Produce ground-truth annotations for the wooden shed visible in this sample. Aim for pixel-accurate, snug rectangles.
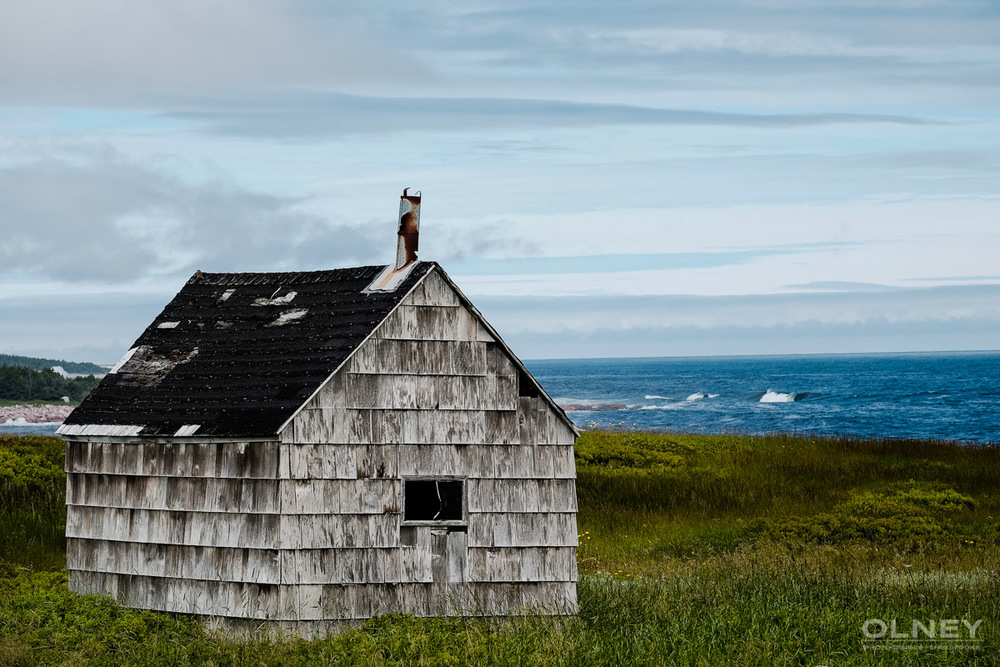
[58,194,579,634]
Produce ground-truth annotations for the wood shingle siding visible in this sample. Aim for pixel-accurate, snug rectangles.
[61,262,578,634]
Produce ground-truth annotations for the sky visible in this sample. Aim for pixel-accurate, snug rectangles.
[1,0,999,364]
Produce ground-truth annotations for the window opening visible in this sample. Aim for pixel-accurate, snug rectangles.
[404,479,464,522]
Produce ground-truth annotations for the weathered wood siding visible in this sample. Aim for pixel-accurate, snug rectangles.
[281,269,578,620]
[65,267,578,625]
[64,439,284,619]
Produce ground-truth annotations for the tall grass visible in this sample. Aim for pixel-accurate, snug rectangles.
[2,432,999,664]
[0,435,66,570]
[576,431,1000,571]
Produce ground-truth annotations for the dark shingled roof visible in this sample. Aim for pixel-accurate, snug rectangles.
[63,262,435,438]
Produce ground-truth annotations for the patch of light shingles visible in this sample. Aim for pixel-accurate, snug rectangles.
[268,309,308,326]
[253,291,297,306]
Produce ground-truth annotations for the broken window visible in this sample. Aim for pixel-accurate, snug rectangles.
[403,479,464,523]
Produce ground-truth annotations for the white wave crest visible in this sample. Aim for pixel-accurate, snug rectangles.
[645,395,669,400]
[759,390,797,403]
[640,404,686,410]
[686,393,720,401]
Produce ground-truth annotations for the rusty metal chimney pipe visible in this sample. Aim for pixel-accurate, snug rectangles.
[396,188,421,270]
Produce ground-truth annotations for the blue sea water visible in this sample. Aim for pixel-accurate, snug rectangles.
[4,351,998,444]
[524,351,1000,445]
[0,421,64,437]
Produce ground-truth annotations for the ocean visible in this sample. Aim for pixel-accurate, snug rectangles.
[4,351,998,445]
[525,351,1000,445]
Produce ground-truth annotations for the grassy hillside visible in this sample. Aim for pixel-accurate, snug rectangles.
[2,432,998,665]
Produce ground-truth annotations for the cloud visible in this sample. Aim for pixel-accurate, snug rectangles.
[9,270,999,365]
[445,249,801,276]
[854,150,999,172]
[0,147,544,285]
[167,93,939,138]
[0,0,430,102]
[0,151,386,283]
[783,281,900,292]
[472,284,1000,336]
[512,316,1000,360]
[0,291,170,364]
[474,284,1000,358]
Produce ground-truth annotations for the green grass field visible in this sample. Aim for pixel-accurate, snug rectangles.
[2,432,998,665]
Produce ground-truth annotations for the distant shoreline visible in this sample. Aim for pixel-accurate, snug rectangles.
[0,404,74,425]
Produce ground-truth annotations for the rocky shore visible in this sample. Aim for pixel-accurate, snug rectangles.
[1,404,74,424]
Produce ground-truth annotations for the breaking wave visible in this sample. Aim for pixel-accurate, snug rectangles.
[686,393,719,401]
[645,395,669,400]
[759,390,799,403]
[757,390,823,403]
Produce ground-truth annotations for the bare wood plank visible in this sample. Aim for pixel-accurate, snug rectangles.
[546,411,578,445]
[374,375,419,410]
[397,444,461,477]
[414,305,460,340]
[68,474,282,513]
[451,341,487,375]
[537,479,578,513]
[397,583,432,615]
[309,370,347,410]
[345,338,378,373]
[454,444,494,479]
[466,547,577,583]
[293,408,336,444]
[279,513,399,550]
[486,342,516,376]
[407,271,460,307]
[278,479,399,515]
[375,340,446,375]
[286,548,401,585]
[532,445,555,478]
[468,513,579,548]
[446,531,467,583]
[476,321,495,343]
[370,409,406,444]
[550,445,577,479]
[334,442,357,479]
[467,479,575,513]
[355,444,399,479]
[294,584,324,620]
[67,441,280,479]
[67,538,281,584]
[344,373,377,409]
[485,410,518,445]
[400,546,434,584]
[376,304,419,340]
[372,340,488,377]
[367,376,500,411]
[533,400,550,445]
[517,398,534,445]
[431,530,447,583]
[67,572,288,620]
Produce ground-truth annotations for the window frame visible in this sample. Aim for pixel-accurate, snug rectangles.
[400,475,468,527]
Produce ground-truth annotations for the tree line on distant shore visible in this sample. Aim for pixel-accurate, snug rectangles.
[0,354,106,376]
[0,366,99,403]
